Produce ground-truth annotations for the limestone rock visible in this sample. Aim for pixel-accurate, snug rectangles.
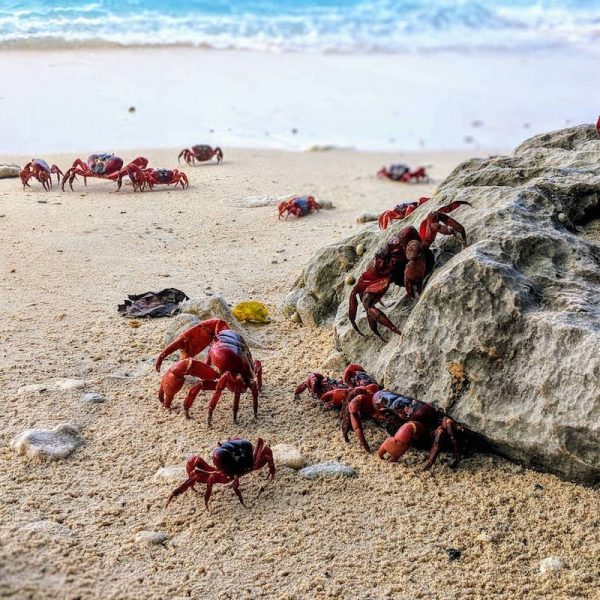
[282,227,377,327]
[298,461,356,479]
[320,350,347,372]
[179,294,265,349]
[271,444,305,469]
[11,424,85,460]
[0,163,20,179]
[135,531,169,546]
[288,124,600,484]
[162,313,201,348]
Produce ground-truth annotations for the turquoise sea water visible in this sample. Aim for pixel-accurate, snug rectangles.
[1,0,599,52]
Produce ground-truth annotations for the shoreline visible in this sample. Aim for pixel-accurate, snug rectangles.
[1,46,598,155]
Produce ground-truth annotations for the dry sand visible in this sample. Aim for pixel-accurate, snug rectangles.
[0,148,598,599]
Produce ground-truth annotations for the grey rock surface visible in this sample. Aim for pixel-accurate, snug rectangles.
[287,124,600,483]
[0,163,20,179]
[11,423,85,460]
[298,461,356,479]
[282,228,376,326]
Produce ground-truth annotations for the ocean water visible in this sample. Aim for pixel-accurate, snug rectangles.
[1,0,599,52]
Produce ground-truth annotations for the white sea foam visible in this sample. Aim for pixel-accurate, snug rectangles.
[0,0,598,53]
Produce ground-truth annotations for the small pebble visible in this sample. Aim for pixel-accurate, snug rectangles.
[557,212,567,223]
[539,557,563,575]
[345,275,356,286]
[271,444,305,469]
[291,312,302,324]
[298,461,356,480]
[135,531,168,546]
[356,244,366,256]
[128,106,136,113]
[82,392,105,403]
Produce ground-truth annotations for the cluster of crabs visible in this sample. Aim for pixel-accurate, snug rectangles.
[150,187,472,508]
[19,144,224,193]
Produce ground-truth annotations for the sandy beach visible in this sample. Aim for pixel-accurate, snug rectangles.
[1,46,599,155]
[0,146,598,599]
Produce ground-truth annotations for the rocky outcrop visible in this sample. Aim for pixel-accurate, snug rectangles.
[286,124,600,484]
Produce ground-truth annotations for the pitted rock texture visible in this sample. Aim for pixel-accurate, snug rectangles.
[287,124,600,484]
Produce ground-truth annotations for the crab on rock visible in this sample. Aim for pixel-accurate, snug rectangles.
[377,164,429,183]
[61,154,149,191]
[378,197,430,230]
[155,318,229,372]
[349,200,471,338]
[294,364,380,409]
[158,329,262,423]
[178,145,223,166]
[166,437,275,508]
[278,195,321,219]
[135,168,189,191]
[341,388,463,469]
[20,159,64,190]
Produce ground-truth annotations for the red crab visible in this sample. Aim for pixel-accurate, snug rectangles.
[155,318,229,372]
[378,197,430,230]
[158,329,262,423]
[20,159,64,190]
[349,200,471,338]
[178,145,223,166]
[166,437,275,508]
[377,164,430,183]
[278,195,321,219]
[61,153,148,191]
[294,364,379,409]
[597,115,600,137]
[135,168,189,191]
[341,388,463,469]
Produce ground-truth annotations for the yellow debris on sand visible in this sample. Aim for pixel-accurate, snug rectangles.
[232,301,271,324]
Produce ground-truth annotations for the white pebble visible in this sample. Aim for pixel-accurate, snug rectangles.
[540,557,563,575]
[271,444,306,469]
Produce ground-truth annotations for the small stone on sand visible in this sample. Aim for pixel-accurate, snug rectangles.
[271,444,305,469]
[298,461,356,479]
[82,392,105,403]
[135,531,169,546]
[539,557,563,575]
[11,423,85,460]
